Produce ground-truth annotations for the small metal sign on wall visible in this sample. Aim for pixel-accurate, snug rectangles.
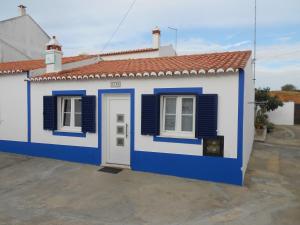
[111,81,121,88]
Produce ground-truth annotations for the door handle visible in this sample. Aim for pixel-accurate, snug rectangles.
[125,123,128,138]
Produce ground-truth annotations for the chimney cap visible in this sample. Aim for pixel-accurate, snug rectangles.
[46,36,62,47]
[18,5,26,9]
[152,26,161,35]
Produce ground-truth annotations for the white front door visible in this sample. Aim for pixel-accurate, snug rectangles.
[104,94,130,165]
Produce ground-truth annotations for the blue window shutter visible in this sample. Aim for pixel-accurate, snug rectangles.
[196,94,218,138]
[43,96,57,130]
[141,94,160,135]
[82,95,96,133]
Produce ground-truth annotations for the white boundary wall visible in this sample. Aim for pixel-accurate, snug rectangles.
[100,46,176,61]
[30,73,240,158]
[267,102,295,125]
[100,51,159,61]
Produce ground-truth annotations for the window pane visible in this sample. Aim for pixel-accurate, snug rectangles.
[182,98,193,114]
[63,99,71,113]
[165,97,176,114]
[165,115,176,130]
[117,126,124,135]
[75,99,82,113]
[116,138,125,147]
[117,114,124,123]
[63,112,71,126]
[182,115,193,131]
[75,114,81,127]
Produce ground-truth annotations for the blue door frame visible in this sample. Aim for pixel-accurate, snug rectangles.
[98,89,135,166]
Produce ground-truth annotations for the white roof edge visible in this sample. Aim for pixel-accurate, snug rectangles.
[30,67,240,82]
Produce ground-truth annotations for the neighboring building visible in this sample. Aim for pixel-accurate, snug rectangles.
[0,5,50,62]
[0,47,99,143]
[0,36,254,186]
[99,27,176,61]
[268,91,300,125]
[0,5,175,62]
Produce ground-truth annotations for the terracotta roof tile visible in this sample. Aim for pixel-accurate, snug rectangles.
[271,91,300,104]
[32,50,251,82]
[0,55,95,75]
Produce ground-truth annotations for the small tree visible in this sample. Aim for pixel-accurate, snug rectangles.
[255,87,283,112]
[281,84,297,91]
[255,88,283,130]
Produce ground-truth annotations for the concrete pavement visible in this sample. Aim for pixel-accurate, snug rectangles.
[0,141,299,225]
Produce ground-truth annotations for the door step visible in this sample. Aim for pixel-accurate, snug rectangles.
[101,163,131,169]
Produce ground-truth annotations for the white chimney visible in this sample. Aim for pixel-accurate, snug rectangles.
[152,27,161,49]
[45,36,63,73]
[18,5,26,16]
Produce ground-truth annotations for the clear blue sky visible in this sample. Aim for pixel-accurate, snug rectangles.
[1,0,300,90]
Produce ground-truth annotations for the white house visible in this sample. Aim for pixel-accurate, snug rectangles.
[0,36,254,186]
[0,5,50,62]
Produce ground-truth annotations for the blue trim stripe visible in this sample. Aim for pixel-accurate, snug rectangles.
[154,87,203,95]
[153,136,201,144]
[27,72,31,143]
[237,69,245,183]
[52,90,86,96]
[0,140,100,165]
[98,89,135,165]
[52,131,86,137]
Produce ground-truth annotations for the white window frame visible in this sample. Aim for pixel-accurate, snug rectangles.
[160,95,196,138]
[57,96,82,132]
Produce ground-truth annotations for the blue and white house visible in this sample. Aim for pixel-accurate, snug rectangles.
[0,36,254,185]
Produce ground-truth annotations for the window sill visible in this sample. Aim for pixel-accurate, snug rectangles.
[153,135,202,145]
[53,130,86,138]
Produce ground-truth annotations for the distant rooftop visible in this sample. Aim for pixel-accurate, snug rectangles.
[0,55,95,74]
[271,91,300,104]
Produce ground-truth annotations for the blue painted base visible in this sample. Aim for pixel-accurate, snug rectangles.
[0,140,100,165]
[132,150,243,186]
[0,140,242,185]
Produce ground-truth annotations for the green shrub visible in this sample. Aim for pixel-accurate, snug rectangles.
[255,109,268,129]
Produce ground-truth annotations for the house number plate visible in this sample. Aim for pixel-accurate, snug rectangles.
[111,81,121,88]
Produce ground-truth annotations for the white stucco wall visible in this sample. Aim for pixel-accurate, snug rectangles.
[0,57,99,141]
[100,50,159,61]
[0,15,50,62]
[267,102,295,125]
[0,73,28,141]
[242,58,255,178]
[100,45,176,61]
[30,73,240,158]
[159,45,176,57]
